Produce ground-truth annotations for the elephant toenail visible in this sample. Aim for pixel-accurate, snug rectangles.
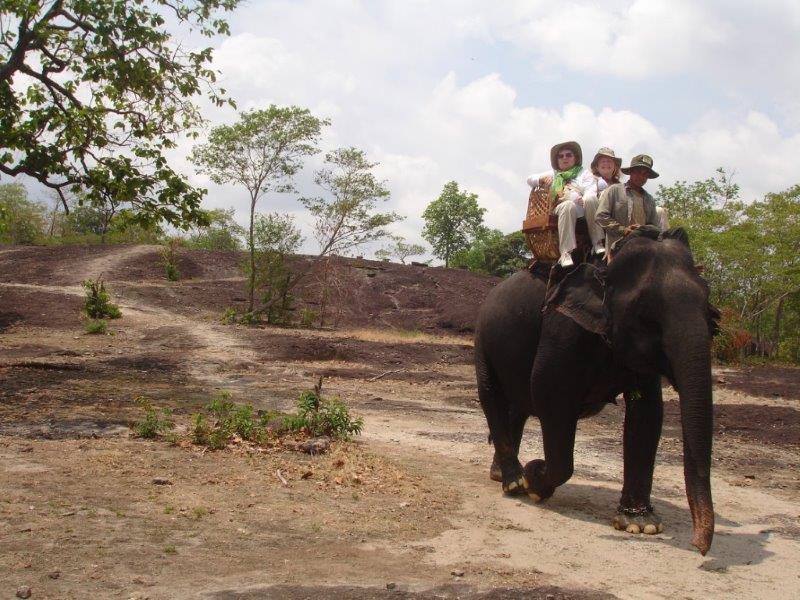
[643,524,657,535]
[528,491,543,503]
[626,524,641,534]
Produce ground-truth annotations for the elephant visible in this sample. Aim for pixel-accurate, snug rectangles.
[473,227,718,555]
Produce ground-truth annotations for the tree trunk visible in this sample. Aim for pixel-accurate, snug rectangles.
[772,295,785,358]
[248,196,256,314]
[318,255,331,327]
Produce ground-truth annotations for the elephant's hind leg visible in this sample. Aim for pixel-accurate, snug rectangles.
[476,360,526,495]
[490,410,527,484]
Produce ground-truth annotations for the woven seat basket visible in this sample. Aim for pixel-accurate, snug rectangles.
[522,188,560,263]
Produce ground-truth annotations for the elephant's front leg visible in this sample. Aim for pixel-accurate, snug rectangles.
[523,415,578,502]
[615,376,664,535]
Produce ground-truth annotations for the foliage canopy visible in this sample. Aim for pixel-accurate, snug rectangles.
[190,105,327,312]
[656,169,800,362]
[422,181,485,267]
[0,0,240,226]
[301,147,401,256]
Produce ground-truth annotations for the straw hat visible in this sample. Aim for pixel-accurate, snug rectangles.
[590,147,622,170]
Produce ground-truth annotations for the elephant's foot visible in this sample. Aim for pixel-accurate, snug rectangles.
[491,454,527,496]
[522,459,556,503]
[612,505,663,535]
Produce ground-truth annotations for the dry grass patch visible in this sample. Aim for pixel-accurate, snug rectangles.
[340,327,472,347]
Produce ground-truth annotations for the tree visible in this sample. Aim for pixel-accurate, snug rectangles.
[375,237,426,264]
[248,212,303,323]
[422,181,485,267]
[186,208,245,251]
[300,147,403,325]
[484,230,530,277]
[190,106,328,312]
[450,229,530,277]
[656,171,800,362]
[62,193,122,243]
[301,147,401,256]
[0,0,240,225]
[0,182,45,243]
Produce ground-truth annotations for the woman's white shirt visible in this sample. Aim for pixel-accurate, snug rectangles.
[527,167,596,214]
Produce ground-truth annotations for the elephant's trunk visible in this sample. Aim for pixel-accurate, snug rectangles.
[664,321,715,555]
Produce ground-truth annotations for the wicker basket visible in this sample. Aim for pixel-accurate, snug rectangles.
[522,188,560,262]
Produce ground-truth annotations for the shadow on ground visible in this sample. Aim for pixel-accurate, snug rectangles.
[203,583,616,600]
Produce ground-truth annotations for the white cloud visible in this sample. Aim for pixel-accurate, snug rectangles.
[19,0,799,264]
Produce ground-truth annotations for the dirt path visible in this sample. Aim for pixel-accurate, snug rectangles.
[1,247,798,599]
[352,378,799,600]
[0,280,258,389]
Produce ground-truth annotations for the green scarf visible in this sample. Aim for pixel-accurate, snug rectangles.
[550,165,581,200]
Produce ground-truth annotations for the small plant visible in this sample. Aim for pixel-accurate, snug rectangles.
[286,378,364,440]
[239,311,257,325]
[190,391,264,450]
[161,237,182,281]
[131,397,175,439]
[84,319,107,335]
[82,279,122,319]
[221,307,238,324]
[164,545,177,555]
[300,308,318,328]
[190,412,212,446]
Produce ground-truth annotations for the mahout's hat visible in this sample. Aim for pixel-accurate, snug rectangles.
[621,154,659,178]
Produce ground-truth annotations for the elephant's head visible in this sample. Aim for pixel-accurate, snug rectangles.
[546,227,718,554]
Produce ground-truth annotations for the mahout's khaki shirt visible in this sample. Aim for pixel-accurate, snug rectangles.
[595,182,659,249]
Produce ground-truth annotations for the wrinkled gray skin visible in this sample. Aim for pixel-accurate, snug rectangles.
[474,233,716,554]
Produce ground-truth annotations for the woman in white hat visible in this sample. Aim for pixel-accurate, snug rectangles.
[527,141,596,267]
[583,147,623,257]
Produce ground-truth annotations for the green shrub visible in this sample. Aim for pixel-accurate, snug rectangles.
[132,398,175,439]
[161,238,181,281]
[190,413,212,446]
[300,308,318,328]
[221,307,238,324]
[239,311,257,325]
[190,392,264,450]
[286,379,363,440]
[82,279,121,319]
[84,319,107,335]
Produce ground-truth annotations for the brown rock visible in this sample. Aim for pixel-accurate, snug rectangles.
[298,437,331,455]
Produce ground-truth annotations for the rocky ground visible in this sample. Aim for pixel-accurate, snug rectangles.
[0,244,798,599]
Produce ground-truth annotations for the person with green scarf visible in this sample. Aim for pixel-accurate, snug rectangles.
[527,141,596,266]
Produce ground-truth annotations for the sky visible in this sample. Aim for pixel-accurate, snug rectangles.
[29,1,800,257]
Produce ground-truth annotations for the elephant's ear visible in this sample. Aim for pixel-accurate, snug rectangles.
[543,264,609,337]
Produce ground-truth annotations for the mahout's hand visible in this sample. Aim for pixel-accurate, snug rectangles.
[623,224,641,236]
